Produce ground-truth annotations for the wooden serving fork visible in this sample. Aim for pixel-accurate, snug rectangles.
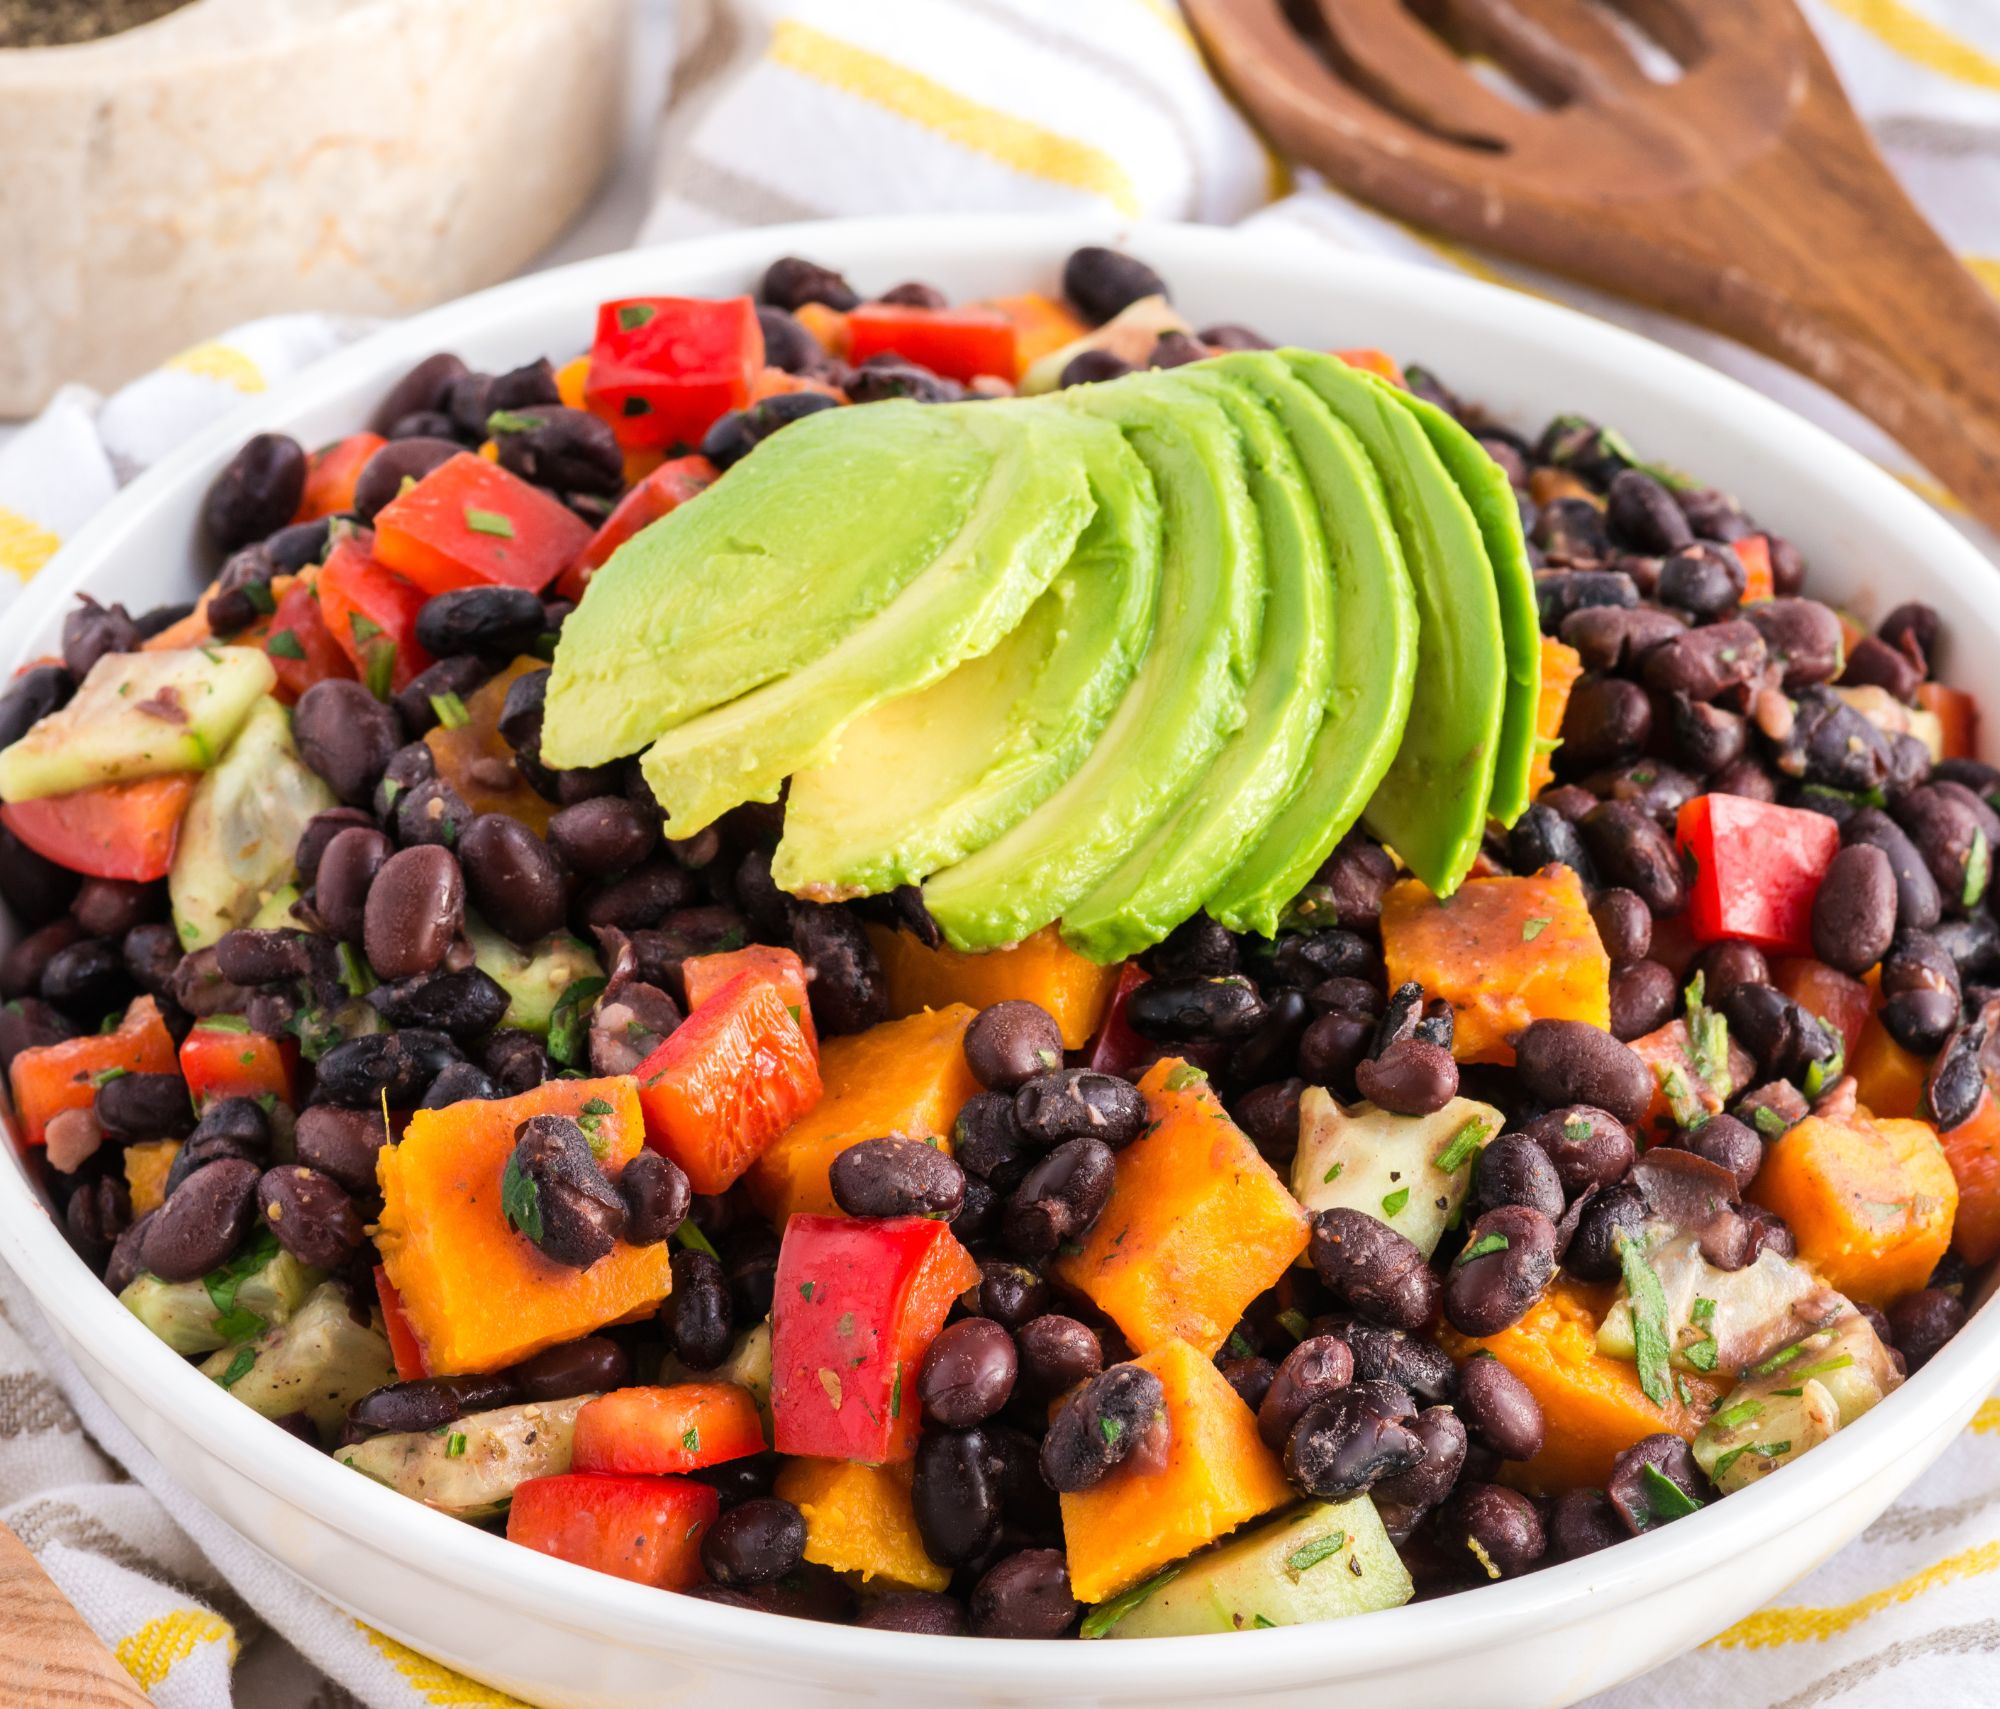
[1184,0,2000,533]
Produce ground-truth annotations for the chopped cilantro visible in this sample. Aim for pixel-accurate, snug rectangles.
[486,408,541,435]
[681,1425,700,1454]
[1616,1232,1673,1408]
[463,507,516,539]
[430,691,471,729]
[216,1347,258,1389]
[1164,1063,1208,1092]
[676,1220,719,1260]
[1753,1104,1789,1138]
[500,1155,544,1243]
[265,629,306,661]
[1322,1161,1344,1183]
[1459,1232,1510,1262]
[1967,827,1991,909]
[1752,1343,1803,1377]
[1636,1463,1702,1528]
[1433,1118,1490,1174]
[1276,1307,1312,1343]
[447,1432,468,1458]
[1520,916,1551,941]
[1713,1397,1763,1430]
[1713,1441,1792,1482]
[1380,1186,1411,1218]
[616,303,658,331]
[1286,1531,1347,1574]
[1099,1416,1124,1447]
[890,1361,903,1421]
[1079,1567,1181,1639]
[547,976,607,1068]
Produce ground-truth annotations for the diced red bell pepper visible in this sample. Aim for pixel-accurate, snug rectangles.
[1086,961,1153,1078]
[372,453,593,597]
[572,1383,767,1475]
[7,996,177,1148]
[845,304,1017,384]
[681,944,817,1057]
[584,296,764,451]
[1735,533,1775,603]
[506,1472,717,1590]
[374,1265,427,1381]
[178,1019,300,1108]
[317,531,433,697]
[770,1214,981,1464]
[634,971,821,1196]
[557,453,719,602]
[1917,681,1979,761]
[1,774,197,883]
[296,433,386,523]
[262,572,356,702]
[1677,793,1841,956]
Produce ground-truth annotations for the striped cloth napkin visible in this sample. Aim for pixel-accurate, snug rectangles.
[1,2,1999,1704]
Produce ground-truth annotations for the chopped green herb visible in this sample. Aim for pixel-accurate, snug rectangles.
[335,942,371,998]
[616,303,658,331]
[1794,1352,1855,1381]
[200,1014,251,1034]
[1616,1233,1674,1408]
[430,691,471,730]
[1276,1307,1312,1343]
[1164,1063,1208,1092]
[681,1426,700,1454]
[1636,1464,1702,1528]
[547,976,608,1068]
[1683,1338,1719,1372]
[265,629,306,661]
[1433,1118,1490,1174]
[890,1361,903,1421]
[1752,1343,1803,1378]
[1459,1232,1510,1263]
[1713,1441,1792,1482]
[1690,1296,1716,1328]
[1099,1416,1124,1447]
[363,638,397,703]
[486,409,541,435]
[88,1065,130,1089]
[1380,1186,1411,1218]
[1520,916,1551,941]
[1713,1398,1763,1430]
[1079,1567,1181,1639]
[621,396,651,418]
[447,1432,468,1458]
[1753,1104,1789,1138]
[1684,972,1732,1099]
[798,1281,814,1302]
[1286,1531,1348,1574]
[1322,1161,1344,1183]
[244,579,277,615]
[1967,826,1991,909]
[216,1347,258,1389]
[500,1155,544,1243]
[463,507,515,539]
[1803,1027,1846,1099]
[203,1227,280,1344]
[676,1220,719,1260]
[1226,1330,1256,1359]
[1562,1116,1592,1144]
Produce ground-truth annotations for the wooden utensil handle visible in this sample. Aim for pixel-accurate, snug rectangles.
[0,1522,154,1707]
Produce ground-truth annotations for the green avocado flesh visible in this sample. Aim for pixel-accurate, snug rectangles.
[921,372,1263,952]
[1390,384,1540,829]
[1060,365,1331,964]
[636,405,1102,833]
[1284,354,1505,897]
[1202,353,1418,937]
[542,401,1004,770]
[774,427,1163,899]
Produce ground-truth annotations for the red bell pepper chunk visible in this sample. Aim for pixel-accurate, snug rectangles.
[1,774,196,883]
[1735,533,1775,603]
[557,454,719,603]
[372,453,593,597]
[844,304,1017,384]
[681,944,817,1057]
[261,573,357,702]
[374,1265,428,1381]
[1086,961,1152,1078]
[584,296,764,451]
[296,433,386,523]
[1917,681,1979,760]
[771,1214,981,1464]
[178,1019,300,1108]
[506,1472,717,1590]
[8,997,178,1148]
[572,1383,767,1476]
[1677,793,1841,956]
[317,531,434,697]
[634,971,821,1196]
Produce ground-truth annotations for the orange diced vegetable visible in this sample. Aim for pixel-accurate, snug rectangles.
[423,656,557,835]
[1916,681,1978,760]
[1052,1058,1309,1358]
[573,1383,766,1475]
[1772,957,1873,1059]
[1748,1111,1957,1306]
[1379,867,1610,1065]
[1336,348,1405,385]
[793,302,851,360]
[123,1139,180,1217]
[373,453,592,596]
[977,292,1089,380]
[1440,1281,1723,1493]
[1852,1015,1927,1121]
[1629,1016,1757,1142]
[1934,1090,2000,1266]
[374,1076,673,1374]
[555,356,591,410]
[1,774,197,883]
[141,587,217,652]
[748,1006,979,1226]
[747,366,845,405]
[1059,1338,1293,1603]
[774,1456,948,1591]
[682,943,817,1056]
[1735,533,1775,603]
[296,433,385,522]
[7,996,177,1147]
[1529,637,1583,800]
[863,922,1121,1050]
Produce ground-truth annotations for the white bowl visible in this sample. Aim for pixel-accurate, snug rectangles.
[2,217,1995,1709]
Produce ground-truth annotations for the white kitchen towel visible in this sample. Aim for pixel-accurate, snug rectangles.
[0,2,1998,1707]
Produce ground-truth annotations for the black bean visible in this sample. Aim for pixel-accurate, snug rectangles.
[963,1001,1065,1092]
[665,1248,734,1370]
[1842,634,1923,702]
[1062,247,1167,324]
[831,1137,966,1221]
[1003,1137,1115,1258]
[1266,929,1378,989]
[1059,349,1133,388]
[257,1165,363,1267]
[1557,677,1651,776]
[1296,1011,1372,1095]
[1607,1434,1710,1533]
[1810,843,1897,976]
[1472,1134,1565,1222]
[1284,1387,1424,1499]
[492,405,623,495]
[1233,1077,1306,1166]
[478,360,559,420]
[1842,808,1940,932]
[0,823,79,927]
[1563,1182,1648,1282]
[1609,958,1678,1041]
[1355,1036,1458,1116]
[1680,1112,1762,1193]
[1515,1020,1651,1124]
[1445,1205,1556,1335]
[702,392,841,470]
[1642,619,1767,702]
[510,1336,630,1403]
[1336,1321,1458,1406]
[1605,469,1693,555]
[363,844,464,981]
[94,1072,194,1140]
[976,1259,1049,1330]
[1456,1354,1544,1460]
[1882,987,1960,1056]
[919,1318,1018,1427]
[347,1374,517,1438]
[1588,890,1652,963]
[1688,941,1769,1009]
[66,1176,132,1267]
[367,966,508,1040]
[971,1550,1079,1640]
[857,1593,968,1636]
[1146,914,1240,979]
[952,1094,1032,1188]
[503,1114,625,1269]
[1257,1335,1355,1450]
[1308,1208,1438,1331]
[580,860,700,931]
[1896,784,1996,916]
[294,680,402,806]
[412,587,545,662]
[1543,1487,1622,1561]
[312,1029,455,1109]
[370,354,469,436]
[41,938,127,1016]
[314,826,392,946]
[1436,1482,1545,1577]
[1534,568,1634,629]
[1579,802,1686,915]
[913,1427,1004,1565]
[1532,498,1612,566]
[1778,688,1895,795]
[0,664,73,749]
[140,1158,262,1281]
[212,926,315,988]
[1886,1288,1965,1372]
[1656,542,1745,617]
[1371,1405,1469,1540]
[761,256,859,313]
[3,920,79,1003]
[843,358,964,405]
[616,1151,689,1247]
[1876,601,1939,672]
[203,434,306,552]
[458,815,566,945]
[1040,1364,1166,1492]
[1505,802,1597,886]
[103,1214,153,1294]
[496,666,548,758]
[1015,1314,1102,1399]
[293,808,372,888]
[546,797,658,880]
[0,997,74,1075]
[1013,1068,1146,1150]
[788,903,887,1036]
[1559,604,1686,674]
[755,305,823,375]
[1720,983,1839,1086]
[1668,695,1748,777]
[1125,974,1266,1043]
[699,1497,806,1589]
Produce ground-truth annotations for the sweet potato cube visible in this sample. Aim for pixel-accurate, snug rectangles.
[1852,1015,1927,1121]
[1059,1338,1293,1604]
[7,995,177,1148]
[1938,1091,2000,1266]
[123,1139,180,1217]
[1749,1111,1957,1307]
[1629,1017,1759,1143]
[748,1006,979,1225]
[1380,868,1609,1065]
[375,1076,673,1374]
[774,1456,949,1591]
[1440,1280,1724,1493]
[1052,1058,1309,1358]
[865,923,1121,1049]
[1529,637,1583,800]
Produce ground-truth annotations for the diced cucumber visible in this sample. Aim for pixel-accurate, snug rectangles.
[198,1281,396,1440]
[1694,1379,1838,1493]
[1099,1499,1411,1638]
[1290,1090,1501,1259]
[119,1237,321,1356]
[1597,1231,1831,1373]
[338,1395,592,1520]
[250,884,302,929]
[170,696,337,950]
[1019,296,1194,395]
[465,913,602,1034]
[0,646,275,802]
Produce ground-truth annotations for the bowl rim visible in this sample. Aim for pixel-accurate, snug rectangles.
[3,212,1997,1693]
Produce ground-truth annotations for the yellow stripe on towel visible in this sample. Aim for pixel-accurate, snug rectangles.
[163,341,267,394]
[1709,1539,2000,1648]
[0,506,60,582]
[361,1623,536,1708]
[113,1609,237,1689]
[1817,0,2000,92]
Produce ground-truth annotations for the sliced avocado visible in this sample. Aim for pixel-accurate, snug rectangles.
[1386,387,1540,828]
[921,373,1262,953]
[0,645,275,803]
[1101,1498,1411,1637]
[1202,354,1419,938]
[198,1279,395,1440]
[120,1239,321,1357]
[1282,353,1505,897]
[774,428,1163,899]
[339,1394,590,1520]
[545,402,1006,769]
[1289,1089,1500,1260]
[1019,295,1193,395]
[637,405,1105,834]
[464,914,602,1035]
[169,696,338,950]
[1060,365,1330,963]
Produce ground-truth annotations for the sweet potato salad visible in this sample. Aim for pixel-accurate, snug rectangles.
[0,243,1990,1640]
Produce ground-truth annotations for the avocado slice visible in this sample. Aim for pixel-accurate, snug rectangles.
[1061,366,1330,963]
[1099,1498,1411,1637]
[920,373,1263,952]
[773,429,1163,899]
[1385,387,1540,829]
[542,401,1007,770]
[1190,354,1418,937]
[1282,353,1505,897]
